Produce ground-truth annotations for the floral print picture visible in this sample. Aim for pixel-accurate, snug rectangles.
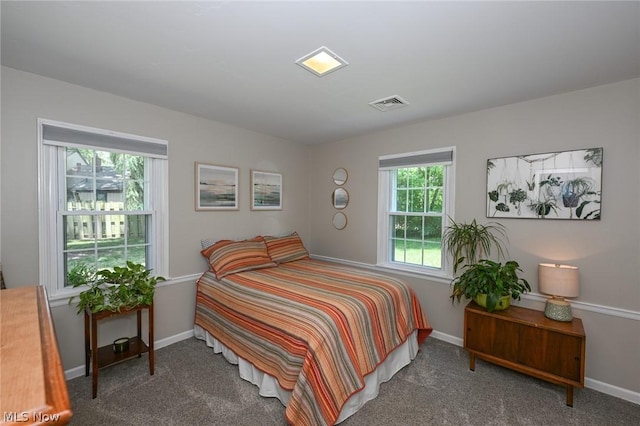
[487,148,602,220]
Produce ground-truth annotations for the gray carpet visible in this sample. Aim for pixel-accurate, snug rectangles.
[67,337,640,425]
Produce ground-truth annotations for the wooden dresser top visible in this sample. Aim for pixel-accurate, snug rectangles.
[0,286,72,425]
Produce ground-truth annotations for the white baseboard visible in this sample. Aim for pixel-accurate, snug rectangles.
[429,330,463,347]
[64,365,86,381]
[64,329,195,380]
[428,331,640,406]
[155,329,195,350]
[584,377,640,405]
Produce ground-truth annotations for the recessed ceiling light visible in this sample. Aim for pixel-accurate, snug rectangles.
[295,46,348,77]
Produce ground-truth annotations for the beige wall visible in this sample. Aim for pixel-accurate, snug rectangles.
[309,78,640,395]
[1,65,638,398]
[0,67,310,368]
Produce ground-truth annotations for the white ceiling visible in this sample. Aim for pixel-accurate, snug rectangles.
[2,1,639,145]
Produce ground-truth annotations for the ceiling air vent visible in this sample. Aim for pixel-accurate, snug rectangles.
[368,95,409,112]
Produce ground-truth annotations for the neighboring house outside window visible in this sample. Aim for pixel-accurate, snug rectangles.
[38,119,169,300]
[377,147,455,279]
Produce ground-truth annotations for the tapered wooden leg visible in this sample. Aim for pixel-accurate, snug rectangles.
[469,353,476,371]
[137,310,142,358]
[566,385,574,407]
[84,310,90,377]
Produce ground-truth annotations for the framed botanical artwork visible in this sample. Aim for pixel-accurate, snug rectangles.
[486,148,602,220]
[195,162,239,210]
[251,170,282,210]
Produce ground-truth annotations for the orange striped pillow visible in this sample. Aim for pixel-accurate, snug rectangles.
[201,237,276,279]
[264,232,309,264]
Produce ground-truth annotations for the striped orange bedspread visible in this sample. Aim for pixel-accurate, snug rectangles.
[195,259,432,426]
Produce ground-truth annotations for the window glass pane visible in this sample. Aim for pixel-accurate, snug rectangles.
[408,188,425,212]
[424,216,442,241]
[95,179,124,208]
[426,188,443,213]
[94,150,122,211]
[97,247,127,271]
[97,214,125,243]
[66,148,93,177]
[427,165,444,186]
[127,245,147,266]
[395,189,407,212]
[403,240,424,265]
[396,169,408,188]
[123,154,146,211]
[423,216,443,268]
[408,167,425,188]
[406,215,423,240]
[66,148,94,209]
[392,239,406,263]
[391,215,406,238]
[64,215,95,250]
[127,215,148,245]
[423,239,442,268]
[63,215,150,279]
[65,252,97,287]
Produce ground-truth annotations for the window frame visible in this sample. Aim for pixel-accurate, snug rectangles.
[377,147,456,280]
[37,119,169,301]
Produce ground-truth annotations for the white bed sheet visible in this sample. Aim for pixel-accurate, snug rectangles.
[194,325,419,424]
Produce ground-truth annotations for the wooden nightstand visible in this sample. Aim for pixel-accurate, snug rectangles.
[84,303,154,398]
[464,301,585,406]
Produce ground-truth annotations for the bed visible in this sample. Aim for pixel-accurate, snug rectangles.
[194,233,432,425]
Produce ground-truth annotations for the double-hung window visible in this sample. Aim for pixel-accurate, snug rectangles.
[377,147,455,278]
[38,119,169,300]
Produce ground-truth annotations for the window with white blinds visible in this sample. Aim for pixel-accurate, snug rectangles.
[377,147,455,278]
[38,119,168,299]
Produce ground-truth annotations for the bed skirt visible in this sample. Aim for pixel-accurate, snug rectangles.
[193,324,419,424]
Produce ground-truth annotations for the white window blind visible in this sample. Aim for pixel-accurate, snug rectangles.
[42,121,167,159]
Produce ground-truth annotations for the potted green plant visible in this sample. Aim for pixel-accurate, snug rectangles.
[69,261,165,314]
[450,259,531,312]
[443,218,508,273]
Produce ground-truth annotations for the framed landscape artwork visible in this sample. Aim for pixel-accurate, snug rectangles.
[195,163,239,210]
[251,170,282,210]
[486,148,602,220]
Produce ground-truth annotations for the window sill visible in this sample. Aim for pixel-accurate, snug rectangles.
[46,273,200,309]
[376,262,452,284]
[310,255,452,284]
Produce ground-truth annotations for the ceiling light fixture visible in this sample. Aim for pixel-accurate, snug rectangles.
[295,46,348,77]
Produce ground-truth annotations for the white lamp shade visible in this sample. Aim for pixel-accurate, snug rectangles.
[538,263,579,298]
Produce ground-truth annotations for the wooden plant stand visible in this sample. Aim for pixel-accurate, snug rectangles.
[84,303,154,398]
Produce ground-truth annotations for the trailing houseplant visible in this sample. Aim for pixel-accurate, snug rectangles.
[450,259,531,312]
[68,261,165,314]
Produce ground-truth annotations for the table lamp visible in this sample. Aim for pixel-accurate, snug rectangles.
[538,263,579,322]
